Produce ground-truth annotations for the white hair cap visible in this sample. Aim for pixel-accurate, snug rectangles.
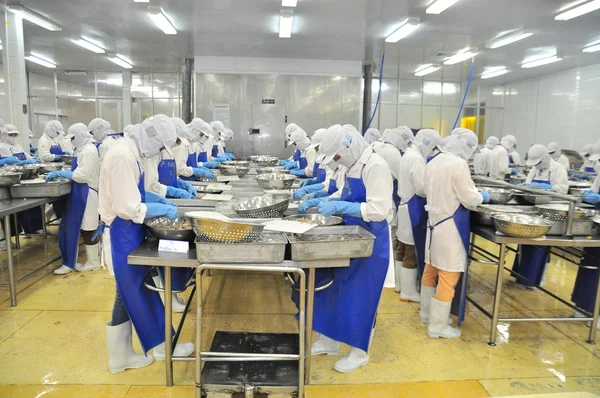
[444,128,479,161]
[66,123,92,149]
[209,121,226,137]
[501,134,517,151]
[547,142,562,159]
[44,120,64,139]
[485,136,499,150]
[188,118,213,138]
[526,144,549,167]
[364,128,381,144]
[388,126,414,152]
[589,140,600,162]
[321,124,368,168]
[311,128,327,146]
[88,118,112,142]
[414,129,442,159]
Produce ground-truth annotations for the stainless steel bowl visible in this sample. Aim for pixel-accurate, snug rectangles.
[256,167,290,175]
[185,213,264,243]
[253,156,279,167]
[5,165,39,180]
[568,182,592,196]
[60,155,75,165]
[256,173,296,189]
[513,193,553,205]
[535,204,594,220]
[38,163,63,173]
[220,165,250,177]
[0,172,22,187]
[492,213,553,238]
[232,194,290,218]
[144,216,194,241]
[222,160,251,168]
[284,214,343,226]
[472,205,530,226]
[478,187,515,205]
[510,175,527,185]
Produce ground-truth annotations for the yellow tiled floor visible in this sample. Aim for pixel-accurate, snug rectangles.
[0,234,599,397]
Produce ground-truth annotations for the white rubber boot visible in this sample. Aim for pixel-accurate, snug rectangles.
[106,321,154,374]
[399,267,420,303]
[76,244,102,272]
[153,341,195,361]
[333,347,369,373]
[53,264,73,275]
[311,334,340,356]
[427,298,461,339]
[419,285,436,323]
[152,275,187,313]
[394,261,403,293]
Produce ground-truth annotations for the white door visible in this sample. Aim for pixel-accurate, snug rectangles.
[249,104,289,158]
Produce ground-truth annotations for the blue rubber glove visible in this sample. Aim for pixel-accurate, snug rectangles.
[579,189,594,196]
[0,156,19,166]
[294,183,324,199]
[284,161,299,170]
[192,167,215,179]
[166,186,193,199]
[510,168,519,175]
[145,191,176,206]
[530,182,552,190]
[581,193,600,205]
[53,155,62,162]
[202,161,219,169]
[305,190,328,200]
[291,169,306,176]
[17,159,39,165]
[145,203,178,220]
[318,201,361,217]
[278,160,287,166]
[299,178,317,188]
[177,179,198,198]
[46,170,73,181]
[298,197,328,214]
[214,156,228,162]
[62,151,73,155]
[480,191,491,204]
[30,146,38,153]
[225,152,234,160]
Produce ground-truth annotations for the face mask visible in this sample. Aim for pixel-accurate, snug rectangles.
[538,155,551,170]
[7,136,17,145]
[336,145,355,169]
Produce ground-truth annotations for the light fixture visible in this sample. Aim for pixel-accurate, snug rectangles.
[426,0,460,14]
[25,53,56,68]
[108,54,133,69]
[71,37,105,54]
[486,30,533,49]
[555,0,600,20]
[583,40,600,52]
[279,10,294,38]
[282,0,298,6]
[133,0,149,2]
[385,18,420,43]
[521,55,563,68]
[481,66,509,79]
[414,64,440,76]
[443,47,478,65]
[7,5,62,31]
[148,6,177,35]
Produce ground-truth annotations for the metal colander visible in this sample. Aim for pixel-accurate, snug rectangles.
[492,213,553,238]
[232,194,291,218]
[186,215,264,243]
[256,173,296,189]
[535,204,594,221]
[220,165,250,177]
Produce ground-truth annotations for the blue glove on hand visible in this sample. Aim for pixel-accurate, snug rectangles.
[510,168,519,175]
[0,156,19,166]
[145,191,176,206]
[53,155,62,162]
[294,183,324,199]
[530,182,552,190]
[30,146,38,153]
[291,169,306,177]
[17,159,38,165]
[318,201,361,217]
[46,170,73,181]
[305,190,328,200]
[225,152,234,160]
[214,156,228,162]
[202,161,219,169]
[145,203,178,220]
[581,193,600,205]
[298,197,328,214]
[284,161,299,170]
[166,186,193,199]
[177,179,198,198]
[278,160,287,166]
[192,167,215,179]
[480,191,491,204]
[299,178,317,188]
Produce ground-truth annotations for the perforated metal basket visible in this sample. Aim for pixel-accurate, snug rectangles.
[187,215,264,243]
[222,160,251,167]
[232,194,290,218]
[492,213,553,238]
[535,204,594,221]
[256,173,296,189]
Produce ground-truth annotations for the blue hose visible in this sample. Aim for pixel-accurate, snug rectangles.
[452,60,475,130]
[364,52,385,133]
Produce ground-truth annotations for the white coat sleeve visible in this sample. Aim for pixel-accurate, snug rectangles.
[217,142,225,157]
[143,157,168,198]
[591,174,600,193]
[38,136,57,163]
[525,167,536,184]
[408,156,427,197]
[0,144,13,158]
[173,144,193,177]
[304,148,318,177]
[453,161,483,210]
[558,155,570,170]
[360,161,393,222]
[551,164,569,194]
[110,157,147,224]
[60,137,73,152]
[511,152,521,166]
[72,147,98,185]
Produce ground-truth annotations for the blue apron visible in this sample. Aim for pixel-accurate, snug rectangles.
[299,156,308,170]
[93,141,102,151]
[584,167,595,173]
[327,178,338,195]
[12,151,26,161]
[212,145,218,158]
[508,154,514,164]
[58,156,93,269]
[313,156,390,351]
[50,144,64,156]
[293,149,301,162]
[315,164,326,184]
[403,194,428,280]
[181,152,198,181]
[49,140,68,219]
[198,152,208,163]
[111,169,169,353]
[157,157,178,188]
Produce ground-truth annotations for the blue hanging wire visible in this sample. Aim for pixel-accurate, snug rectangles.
[364,52,385,133]
[452,58,475,130]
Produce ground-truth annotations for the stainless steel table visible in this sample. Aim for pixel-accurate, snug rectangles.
[470,225,600,346]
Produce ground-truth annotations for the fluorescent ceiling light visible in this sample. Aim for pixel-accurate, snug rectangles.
[282,0,298,6]
[583,40,600,52]
[7,5,62,31]
[521,55,562,68]
[71,37,105,54]
[443,48,477,65]
[414,64,440,76]
[148,7,177,34]
[108,54,133,69]
[279,10,294,38]
[486,30,533,49]
[481,67,509,79]
[555,0,600,20]
[134,0,149,2]
[426,0,460,14]
[385,18,420,43]
[25,53,56,68]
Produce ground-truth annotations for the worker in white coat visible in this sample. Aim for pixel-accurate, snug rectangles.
[284,130,311,171]
[580,143,595,172]
[99,116,194,374]
[488,137,518,180]
[281,124,306,166]
[473,136,498,176]
[364,128,381,144]
[187,118,219,169]
[302,124,392,373]
[512,144,569,288]
[209,121,228,162]
[289,130,317,178]
[396,129,442,301]
[0,128,37,164]
[298,128,327,185]
[88,118,123,162]
[47,123,101,275]
[38,120,69,163]
[422,128,488,339]
[501,135,520,165]
[548,142,570,170]
[171,117,214,181]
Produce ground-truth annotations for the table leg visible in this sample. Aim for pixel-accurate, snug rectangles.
[196,268,203,398]
[587,267,600,344]
[5,216,16,307]
[13,214,20,249]
[305,268,315,385]
[489,243,506,346]
[41,205,47,235]
[298,268,306,398]
[165,266,173,386]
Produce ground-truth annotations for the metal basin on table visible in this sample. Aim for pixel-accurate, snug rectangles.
[284,214,343,226]
[478,187,515,205]
[0,172,22,187]
[256,173,296,190]
[232,194,291,218]
[144,216,195,241]
[492,213,553,238]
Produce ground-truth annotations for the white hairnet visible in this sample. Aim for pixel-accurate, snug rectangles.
[171,117,193,141]
[225,128,234,141]
[547,142,562,159]
[130,114,178,158]
[290,129,307,145]
[580,143,594,157]
[67,123,92,149]
[44,120,64,139]
[501,134,517,151]
[414,129,442,159]
[209,121,226,137]
[364,128,381,144]
[589,140,600,161]
[285,123,300,135]
[444,128,479,161]
[321,124,368,168]
[526,144,549,167]
[485,136,499,150]
[88,118,111,142]
[387,126,414,152]
[123,124,134,134]
[5,124,18,132]
[188,118,213,141]
[311,128,327,146]
[0,127,19,145]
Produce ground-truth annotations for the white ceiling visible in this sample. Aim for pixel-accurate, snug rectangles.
[2,0,600,86]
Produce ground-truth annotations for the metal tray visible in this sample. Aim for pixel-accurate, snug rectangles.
[546,219,595,236]
[0,187,11,200]
[10,180,71,198]
[195,232,288,263]
[285,225,375,261]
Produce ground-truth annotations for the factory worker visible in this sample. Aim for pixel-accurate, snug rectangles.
[285,123,300,143]
[488,136,519,179]
[548,142,570,170]
[364,128,381,145]
[38,120,69,163]
[209,121,228,162]
[171,117,214,181]
[512,145,568,288]
[222,128,235,159]
[580,143,595,172]
[422,128,488,339]
[396,129,442,301]
[283,130,310,171]
[473,136,498,176]
[584,140,600,173]
[0,128,38,164]
[501,135,520,165]
[281,124,306,166]
[188,118,219,168]
[89,118,123,162]
[99,117,193,374]
[295,128,331,190]
[305,124,392,373]
[289,130,318,178]
[48,124,101,275]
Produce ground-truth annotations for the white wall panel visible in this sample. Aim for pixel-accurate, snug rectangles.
[501,80,538,159]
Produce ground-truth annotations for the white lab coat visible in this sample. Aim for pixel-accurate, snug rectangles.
[60,135,73,152]
[205,136,216,160]
[217,140,226,157]
[581,157,597,171]
[173,137,194,178]
[508,150,521,166]
[371,141,402,226]
[554,154,570,170]
[38,134,63,163]
[488,145,510,180]
[98,136,121,163]
[0,142,32,159]
[424,152,482,272]
[591,174,600,193]
[143,154,168,198]
[525,159,569,194]
[73,142,100,231]
[473,147,491,176]
[303,145,319,177]
[396,146,426,245]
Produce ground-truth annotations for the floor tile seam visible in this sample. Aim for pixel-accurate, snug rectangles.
[0,309,43,344]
